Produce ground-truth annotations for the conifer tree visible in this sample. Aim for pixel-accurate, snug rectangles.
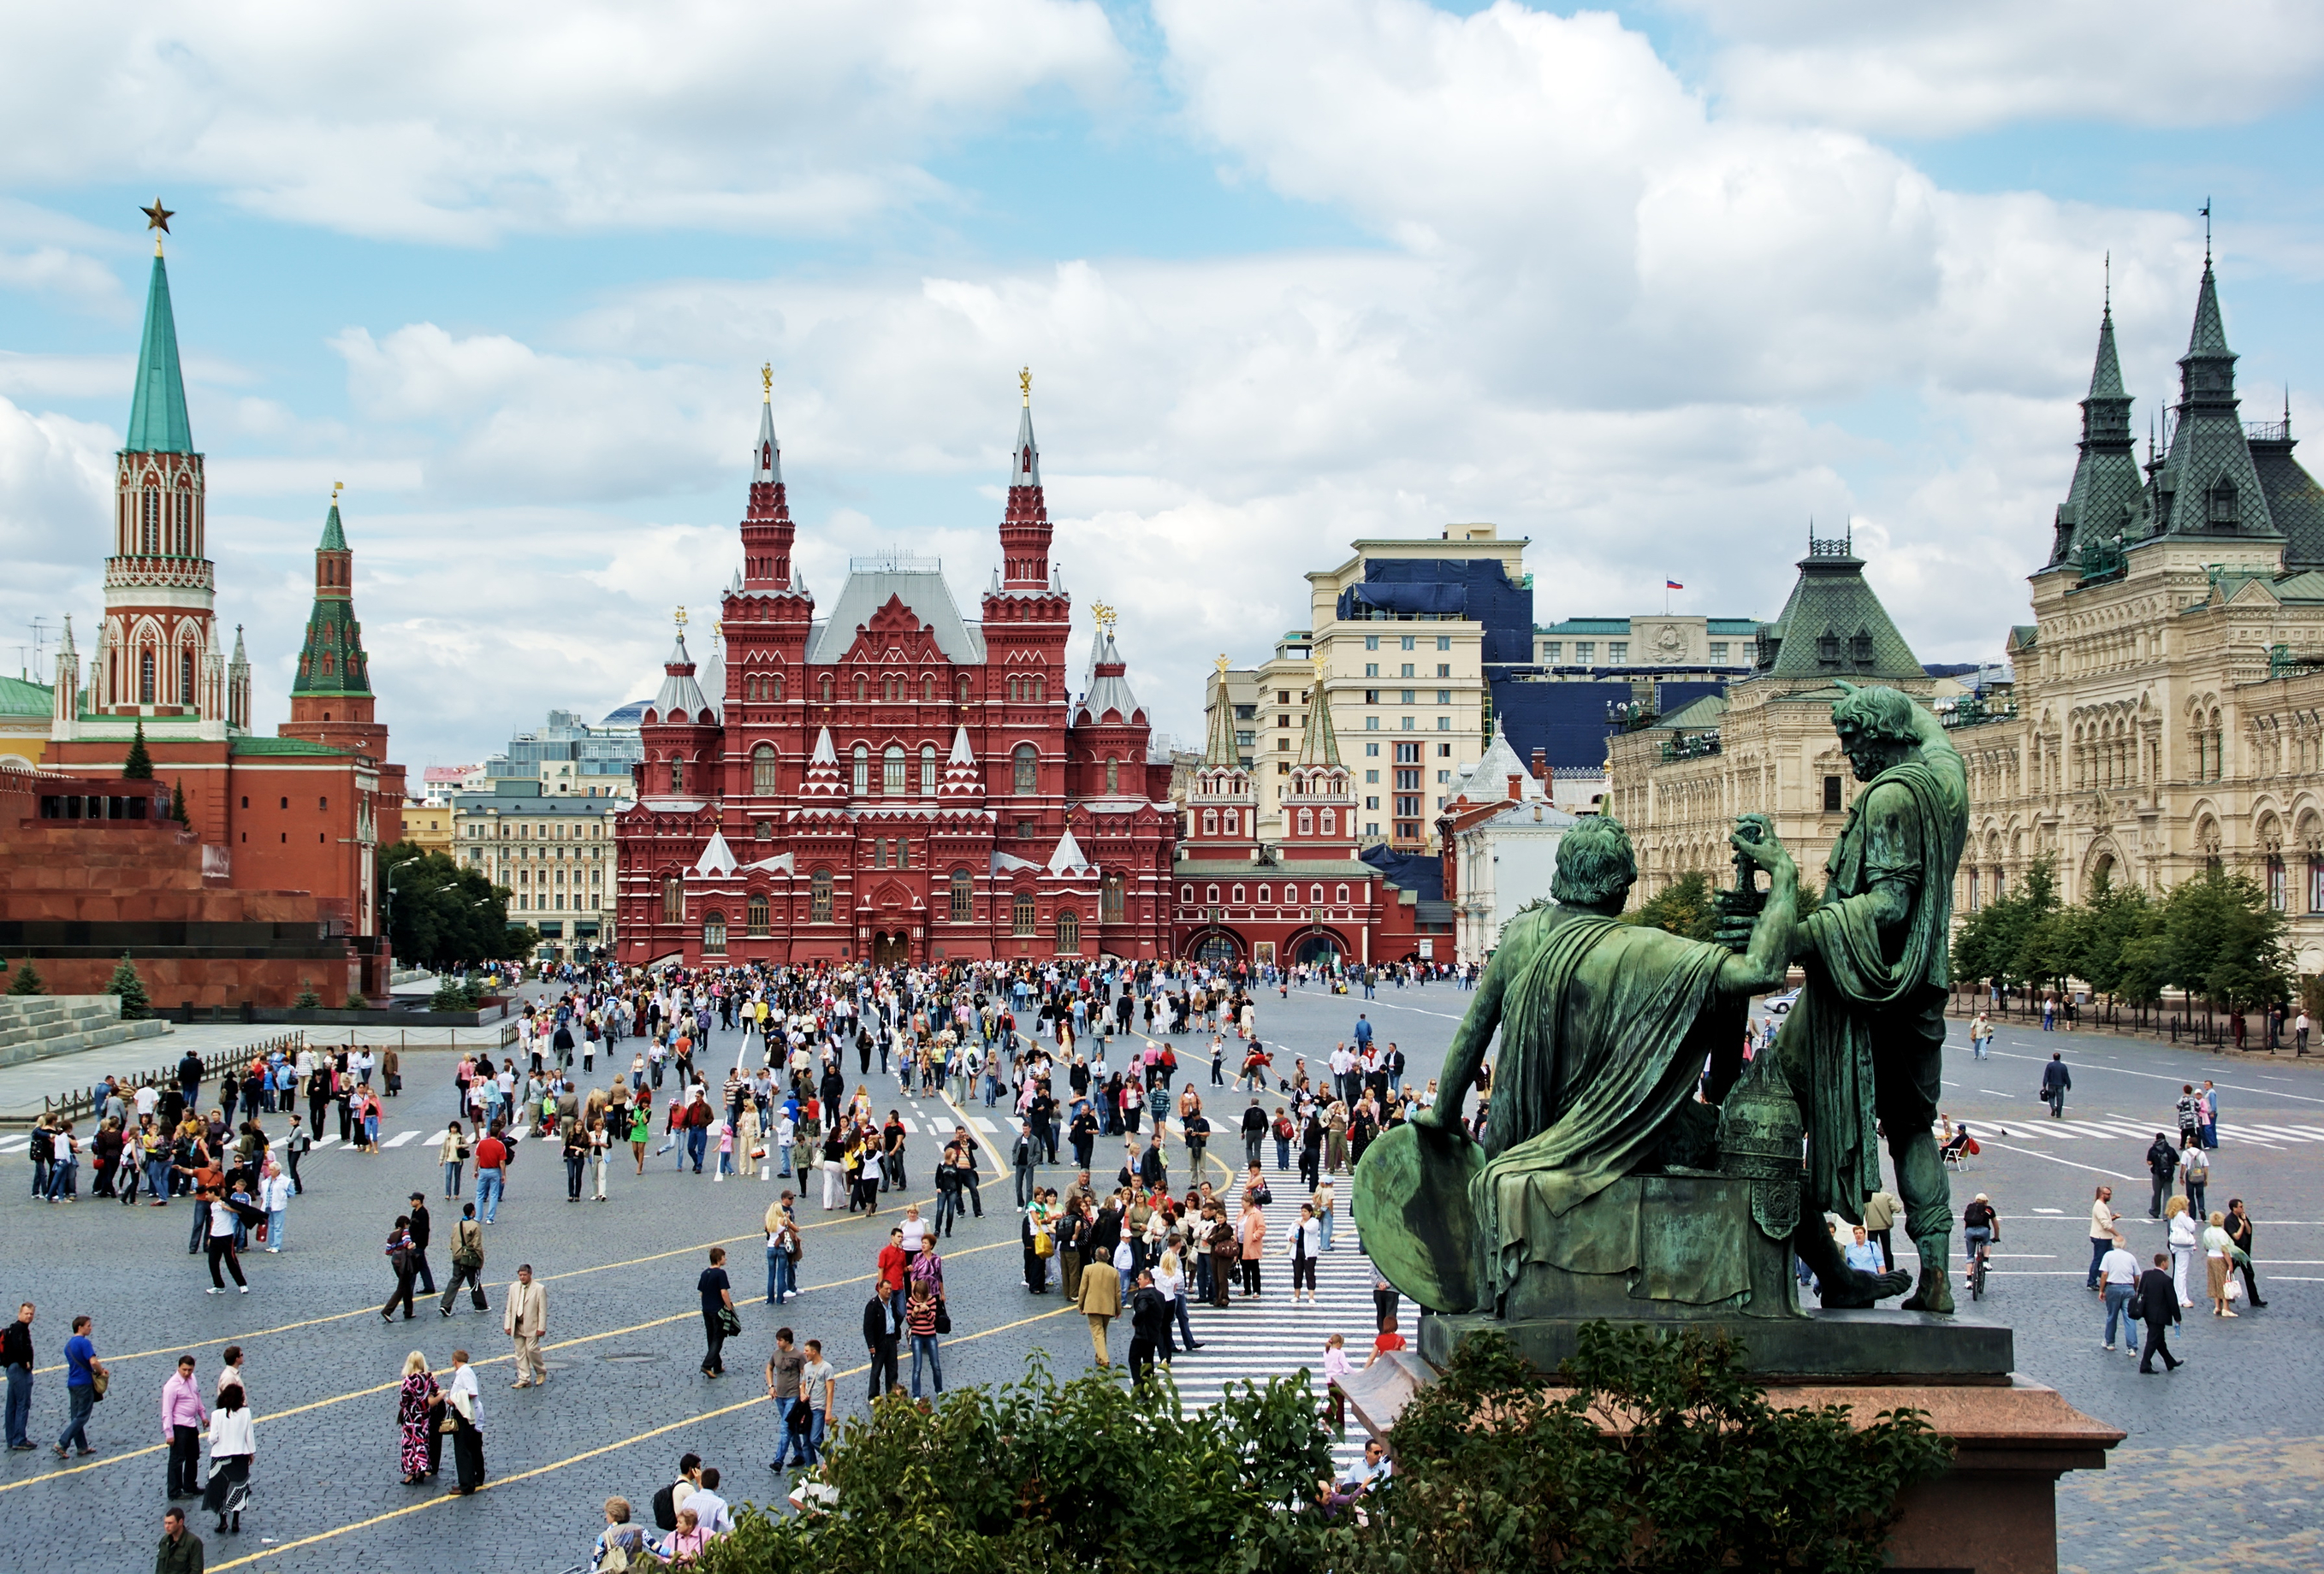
[122,722,154,780]
[170,779,189,825]
[104,951,151,1019]
[7,962,44,997]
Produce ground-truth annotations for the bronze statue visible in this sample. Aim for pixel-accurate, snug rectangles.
[1776,683,1967,1313]
[1358,683,1966,1329]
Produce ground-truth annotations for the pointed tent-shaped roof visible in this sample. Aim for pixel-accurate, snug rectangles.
[1010,399,1040,490]
[1294,670,1341,767]
[698,627,726,723]
[291,499,373,698]
[940,725,982,800]
[2150,257,2279,542]
[756,396,782,485]
[650,628,712,722]
[692,830,740,877]
[1074,627,1145,725]
[125,253,193,454]
[801,725,845,800]
[1751,534,1924,681]
[1047,829,1092,875]
[2187,257,2231,359]
[2048,294,2143,569]
[1202,659,1241,767]
[1448,719,1542,805]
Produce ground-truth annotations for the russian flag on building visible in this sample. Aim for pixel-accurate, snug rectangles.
[1665,580,1684,589]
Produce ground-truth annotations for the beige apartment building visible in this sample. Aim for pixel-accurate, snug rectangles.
[1202,525,1527,850]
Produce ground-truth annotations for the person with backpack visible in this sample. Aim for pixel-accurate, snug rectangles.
[649,1453,703,1537]
[438,1204,486,1317]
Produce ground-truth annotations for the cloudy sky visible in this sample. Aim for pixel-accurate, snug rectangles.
[5,0,2324,769]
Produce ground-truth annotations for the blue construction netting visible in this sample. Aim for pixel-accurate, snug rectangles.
[1360,842,1443,902]
[1488,678,1731,772]
[1337,559,1534,666]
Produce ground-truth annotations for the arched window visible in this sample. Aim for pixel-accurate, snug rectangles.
[771,672,784,701]
[1032,674,1045,701]
[1012,891,1036,936]
[809,868,833,924]
[139,648,156,704]
[180,650,195,707]
[746,893,770,935]
[882,744,907,796]
[1101,873,1125,924]
[1006,676,1020,702]
[1336,883,1349,904]
[1180,885,1194,904]
[140,488,159,553]
[1297,808,1313,836]
[1206,884,1219,903]
[1056,910,1080,952]
[1105,757,1119,794]
[703,911,727,954]
[820,674,834,702]
[851,744,869,796]
[668,756,685,792]
[1231,884,1246,904]
[1310,884,1325,904]
[922,675,935,702]
[1319,808,1335,836]
[1202,809,1219,837]
[950,867,973,923]
[957,674,971,701]
[854,673,867,701]
[661,877,683,925]
[1012,743,1037,794]
[2267,855,2287,912]
[882,675,898,701]
[751,743,778,795]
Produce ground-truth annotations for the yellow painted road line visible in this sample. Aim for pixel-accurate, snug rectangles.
[33,1190,935,1376]
[3,1240,1014,1495]
[204,1301,1076,1571]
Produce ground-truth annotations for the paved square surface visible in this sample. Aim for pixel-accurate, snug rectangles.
[3,978,2315,1571]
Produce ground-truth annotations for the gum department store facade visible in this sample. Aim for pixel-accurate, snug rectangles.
[1609,252,2324,976]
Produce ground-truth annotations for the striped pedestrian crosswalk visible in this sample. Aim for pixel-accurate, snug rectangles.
[1136,1186,1379,1473]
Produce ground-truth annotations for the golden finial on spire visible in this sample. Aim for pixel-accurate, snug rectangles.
[1020,366,1032,407]
[674,605,688,630]
[331,480,343,505]
[141,198,173,257]
[1091,601,1116,636]
[1214,653,1230,674]
[761,363,772,402]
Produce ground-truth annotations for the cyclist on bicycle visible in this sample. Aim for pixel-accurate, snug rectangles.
[1961,1192,1998,1284]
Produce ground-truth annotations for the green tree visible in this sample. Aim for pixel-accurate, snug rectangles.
[2074,871,2161,1003]
[293,981,322,1009]
[1631,870,1718,941]
[169,779,189,825]
[1950,853,2060,995]
[1370,1325,1953,1574]
[121,722,154,780]
[103,951,151,1019]
[7,962,44,997]
[379,843,537,969]
[2160,867,2293,1015]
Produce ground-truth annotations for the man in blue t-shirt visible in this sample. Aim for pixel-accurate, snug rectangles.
[56,1315,104,1458]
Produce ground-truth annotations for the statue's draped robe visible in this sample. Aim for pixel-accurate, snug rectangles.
[1783,757,1966,1225]
[1473,908,1727,1304]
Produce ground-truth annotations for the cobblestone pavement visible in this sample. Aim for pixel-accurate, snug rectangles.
[3,974,2314,1571]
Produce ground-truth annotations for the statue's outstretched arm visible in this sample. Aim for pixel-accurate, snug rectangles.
[1716,815,1799,997]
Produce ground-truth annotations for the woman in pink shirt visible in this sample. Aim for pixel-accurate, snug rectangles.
[1238,1199,1267,1298]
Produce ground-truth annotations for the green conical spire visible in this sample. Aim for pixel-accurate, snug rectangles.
[124,253,193,453]
[292,496,371,698]
[319,501,347,550]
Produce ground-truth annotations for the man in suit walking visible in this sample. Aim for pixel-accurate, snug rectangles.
[501,1264,547,1388]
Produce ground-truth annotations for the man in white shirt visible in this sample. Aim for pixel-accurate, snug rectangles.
[2084,1186,2119,1290]
[685,1466,734,1536]
[2098,1234,2142,1353]
[134,1083,158,1121]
